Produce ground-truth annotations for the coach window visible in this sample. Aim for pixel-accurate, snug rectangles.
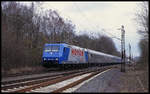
[90,54,93,57]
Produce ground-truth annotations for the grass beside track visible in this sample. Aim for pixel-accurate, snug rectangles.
[119,63,148,92]
[2,66,45,77]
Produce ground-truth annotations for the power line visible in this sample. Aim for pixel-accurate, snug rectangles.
[73,3,98,31]
[100,28,121,41]
[48,3,88,33]
[73,2,121,41]
[48,2,121,41]
[46,2,121,42]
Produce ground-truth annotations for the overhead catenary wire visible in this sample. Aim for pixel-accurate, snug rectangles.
[73,2,121,41]
[45,2,121,42]
[73,3,99,35]
[47,3,88,34]
[46,2,121,41]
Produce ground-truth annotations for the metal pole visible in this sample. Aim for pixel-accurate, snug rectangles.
[121,25,125,72]
[129,43,131,63]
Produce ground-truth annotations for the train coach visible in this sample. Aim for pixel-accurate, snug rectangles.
[42,43,122,68]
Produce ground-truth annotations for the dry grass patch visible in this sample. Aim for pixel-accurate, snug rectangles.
[2,66,45,77]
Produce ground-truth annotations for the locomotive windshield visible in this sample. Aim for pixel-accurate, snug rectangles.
[45,45,60,52]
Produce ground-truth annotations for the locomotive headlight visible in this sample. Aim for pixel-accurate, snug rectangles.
[56,58,58,60]
[44,58,46,61]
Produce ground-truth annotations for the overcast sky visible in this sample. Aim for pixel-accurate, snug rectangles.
[24,1,144,57]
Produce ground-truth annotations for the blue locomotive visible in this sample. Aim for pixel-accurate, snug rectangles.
[42,43,122,68]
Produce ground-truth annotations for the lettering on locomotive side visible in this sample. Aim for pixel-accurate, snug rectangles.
[71,49,83,56]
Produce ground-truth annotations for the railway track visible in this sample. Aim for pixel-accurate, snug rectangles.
[1,68,90,90]
[1,66,116,93]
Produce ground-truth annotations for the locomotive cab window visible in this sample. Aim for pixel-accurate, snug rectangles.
[45,46,60,52]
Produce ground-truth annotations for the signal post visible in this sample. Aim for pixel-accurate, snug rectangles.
[120,25,126,72]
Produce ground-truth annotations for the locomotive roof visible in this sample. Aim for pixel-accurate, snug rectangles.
[68,44,85,50]
[45,43,67,46]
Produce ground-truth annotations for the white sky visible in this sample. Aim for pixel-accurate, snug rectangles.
[24,1,144,57]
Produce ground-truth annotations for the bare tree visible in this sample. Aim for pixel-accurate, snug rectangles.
[135,2,149,64]
[136,2,149,41]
